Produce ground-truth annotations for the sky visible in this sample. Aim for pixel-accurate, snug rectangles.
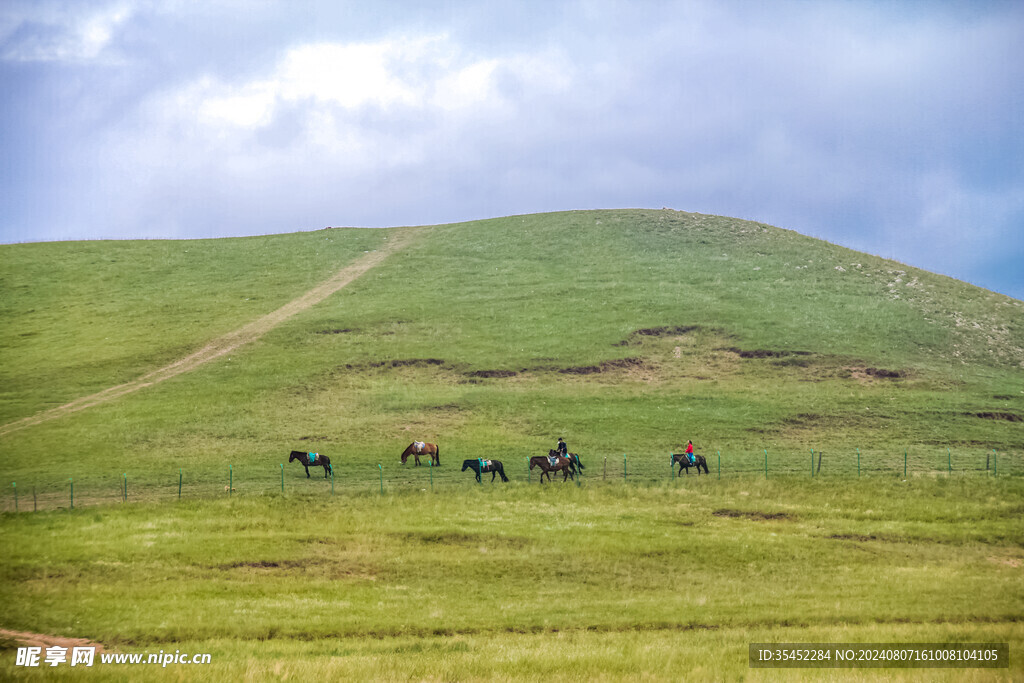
[2,1,1022,299]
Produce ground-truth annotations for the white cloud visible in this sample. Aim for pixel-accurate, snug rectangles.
[190,35,537,132]
[1,1,133,63]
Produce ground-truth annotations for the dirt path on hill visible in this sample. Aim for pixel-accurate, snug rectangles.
[0,627,106,653]
[0,230,418,437]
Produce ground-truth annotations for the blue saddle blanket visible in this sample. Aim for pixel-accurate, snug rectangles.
[308,452,318,464]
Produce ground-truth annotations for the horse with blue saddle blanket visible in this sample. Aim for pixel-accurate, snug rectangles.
[672,452,709,475]
[462,458,508,482]
[289,450,333,478]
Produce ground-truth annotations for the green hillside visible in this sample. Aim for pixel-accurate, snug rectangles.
[2,210,1022,679]
[1,210,1021,496]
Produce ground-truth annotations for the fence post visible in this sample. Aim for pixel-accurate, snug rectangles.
[603,456,607,480]
[993,449,998,477]
[280,464,284,493]
[69,478,73,510]
[229,465,233,497]
[378,464,384,495]
[903,450,907,479]
[857,448,861,477]
[178,469,182,500]
[717,451,720,479]
[764,448,768,480]
[817,450,822,475]
[811,450,815,477]
[623,454,627,482]
[331,468,334,495]
[947,447,951,475]
[123,473,128,503]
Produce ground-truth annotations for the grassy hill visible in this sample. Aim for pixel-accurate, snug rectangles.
[1,209,1022,679]
[1,210,1021,494]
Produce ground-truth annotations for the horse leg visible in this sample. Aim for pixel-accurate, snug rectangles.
[491,471,496,482]
[304,465,310,478]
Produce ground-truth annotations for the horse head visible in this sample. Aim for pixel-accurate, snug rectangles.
[461,460,472,471]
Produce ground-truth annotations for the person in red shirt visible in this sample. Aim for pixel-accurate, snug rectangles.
[685,440,695,465]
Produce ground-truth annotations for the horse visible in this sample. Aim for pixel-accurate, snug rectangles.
[530,452,576,483]
[673,452,709,475]
[566,453,585,476]
[400,442,440,467]
[289,450,333,479]
[461,459,508,482]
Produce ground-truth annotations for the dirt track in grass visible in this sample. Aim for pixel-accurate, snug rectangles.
[0,230,418,438]
[0,627,106,653]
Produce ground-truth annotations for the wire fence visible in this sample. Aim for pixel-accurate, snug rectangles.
[3,446,1019,513]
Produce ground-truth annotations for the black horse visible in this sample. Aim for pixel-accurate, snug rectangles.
[462,459,509,483]
[566,453,585,476]
[673,452,709,475]
[289,450,333,479]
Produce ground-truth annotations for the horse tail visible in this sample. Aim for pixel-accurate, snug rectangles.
[435,445,440,466]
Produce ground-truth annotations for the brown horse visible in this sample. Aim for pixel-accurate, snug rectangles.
[530,451,576,483]
[400,442,440,466]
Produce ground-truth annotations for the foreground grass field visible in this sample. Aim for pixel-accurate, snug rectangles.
[1,478,1022,680]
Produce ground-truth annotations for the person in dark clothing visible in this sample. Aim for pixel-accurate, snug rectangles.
[551,437,568,465]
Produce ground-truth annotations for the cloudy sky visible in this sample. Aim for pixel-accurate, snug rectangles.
[2,1,1022,298]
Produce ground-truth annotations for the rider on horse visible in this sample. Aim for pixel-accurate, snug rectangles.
[685,440,695,465]
[552,438,567,465]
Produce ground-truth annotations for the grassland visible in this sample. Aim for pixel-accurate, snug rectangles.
[2,479,1022,680]
[1,209,1022,679]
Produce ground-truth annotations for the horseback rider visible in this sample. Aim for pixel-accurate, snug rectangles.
[552,438,567,465]
[685,440,695,465]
